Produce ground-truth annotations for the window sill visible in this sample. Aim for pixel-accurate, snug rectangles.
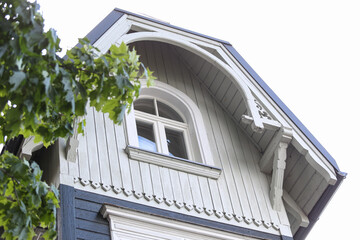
[125,146,221,179]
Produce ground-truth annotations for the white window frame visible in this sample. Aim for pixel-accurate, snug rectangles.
[124,80,219,179]
[134,97,193,160]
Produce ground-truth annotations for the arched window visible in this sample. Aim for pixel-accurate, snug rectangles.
[134,98,190,160]
[124,80,220,179]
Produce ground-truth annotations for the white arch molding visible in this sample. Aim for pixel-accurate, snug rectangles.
[117,31,265,131]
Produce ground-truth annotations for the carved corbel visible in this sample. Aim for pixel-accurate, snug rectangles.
[270,141,289,211]
[259,126,293,211]
[65,117,82,162]
[19,136,44,160]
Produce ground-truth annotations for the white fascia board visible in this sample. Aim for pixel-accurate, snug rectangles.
[219,44,337,184]
[102,205,269,240]
[126,15,224,48]
[92,14,131,53]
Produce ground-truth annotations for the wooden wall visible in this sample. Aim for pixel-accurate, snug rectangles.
[62,41,292,234]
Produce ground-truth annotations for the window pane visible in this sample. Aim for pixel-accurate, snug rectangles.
[134,98,156,115]
[157,101,184,122]
[165,128,187,159]
[136,121,157,152]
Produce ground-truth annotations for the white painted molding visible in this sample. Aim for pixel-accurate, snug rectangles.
[125,79,215,167]
[125,145,221,179]
[101,205,264,240]
[260,127,293,173]
[292,139,337,185]
[19,136,43,160]
[117,31,265,131]
[270,141,289,211]
[258,127,292,211]
[283,190,309,229]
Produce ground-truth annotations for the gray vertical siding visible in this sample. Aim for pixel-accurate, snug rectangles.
[67,41,292,233]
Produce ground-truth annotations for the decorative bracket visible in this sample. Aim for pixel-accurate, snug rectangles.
[65,137,79,162]
[242,98,281,133]
[259,126,293,211]
[19,136,43,160]
[65,117,82,162]
[283,190,309,229]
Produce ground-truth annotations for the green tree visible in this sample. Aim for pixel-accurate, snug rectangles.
[0,0,154,239]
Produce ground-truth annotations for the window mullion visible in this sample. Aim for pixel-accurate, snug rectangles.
[157,122,169,155]
[154,98,159,116]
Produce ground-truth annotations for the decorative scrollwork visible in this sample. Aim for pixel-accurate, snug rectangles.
[254,99,272,120]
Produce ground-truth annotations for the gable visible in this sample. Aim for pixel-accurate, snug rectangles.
[12,8,345,240]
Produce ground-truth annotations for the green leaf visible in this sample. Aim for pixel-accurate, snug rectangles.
[9,71,26,91]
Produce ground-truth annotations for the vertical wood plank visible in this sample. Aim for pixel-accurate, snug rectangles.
[243,135,271,224]
[226,117,253,219]
[213,102,245,218]
[235,124,262,222]
[160,42,176,87]
[248,140,275,225]
[198,176,214,215]
[103,114,122,188]
[149,164,164,203]
[153,42,168,84]
[85,107,101,184]
[144,41,160,81]
[114,123,132,194]
[178,172,194,210]
[93,110,111,185]
[77,125,90,181]
[169,169,184,207]
[168,46,187,93]
[129,159,143,198]
[139,161,153,200]
[159,167,174,205]
[188,174,204,212]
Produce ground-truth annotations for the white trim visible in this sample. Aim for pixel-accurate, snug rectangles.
[219,44,337,184]
[93,13,337,184]
[125,79,215,166]
[101,205,259,240]
[125,146,221,179]
[117,31,265,131]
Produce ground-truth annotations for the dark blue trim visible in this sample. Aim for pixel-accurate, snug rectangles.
[293,172,345,240]
[76,10,124,47]
[224,44,341,172]
[113,8,231,45]
[59,184,76,240]
[74,188,292,240]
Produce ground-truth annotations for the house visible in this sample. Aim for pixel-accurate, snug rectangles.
[14,8,346,239]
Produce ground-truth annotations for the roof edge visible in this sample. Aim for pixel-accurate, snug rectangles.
[294,172,346,239]
[113,8,231,45]
[79,8,342,173]
[223,44,341,172]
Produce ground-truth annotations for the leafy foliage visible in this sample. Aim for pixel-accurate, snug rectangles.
[0,0,154,239]
[0,152,58,239]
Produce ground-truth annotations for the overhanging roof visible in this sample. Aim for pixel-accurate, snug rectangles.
[84,7,343,174]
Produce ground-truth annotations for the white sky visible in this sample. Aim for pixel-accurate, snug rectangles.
[37,0,360,239]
